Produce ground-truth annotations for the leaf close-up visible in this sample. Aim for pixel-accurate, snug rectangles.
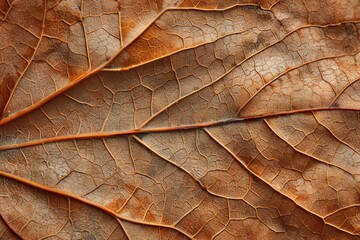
[1,0,360,239]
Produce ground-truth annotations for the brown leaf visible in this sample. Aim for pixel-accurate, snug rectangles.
[0,214,21,240]
[1,0,360,239]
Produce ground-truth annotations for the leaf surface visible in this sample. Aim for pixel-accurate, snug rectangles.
[1,0,360,239]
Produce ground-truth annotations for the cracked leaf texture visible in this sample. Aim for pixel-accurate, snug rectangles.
[1,0,360,239]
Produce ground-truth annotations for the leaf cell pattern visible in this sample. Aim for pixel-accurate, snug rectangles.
[1,0,360,239]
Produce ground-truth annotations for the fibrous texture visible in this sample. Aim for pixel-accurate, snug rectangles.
[1,0,360,239]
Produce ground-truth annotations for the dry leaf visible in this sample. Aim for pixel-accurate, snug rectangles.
[1,0,360,239]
